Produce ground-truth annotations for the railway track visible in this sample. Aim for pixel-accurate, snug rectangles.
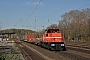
[16,40,90,60]
[19,44,32,60]
[22,41,90,60]
[66,46,90,54]
[57,50,90,60]
[15,40,45,60]
[66,41,90,54]
[22,41,69,60]
[66,41,90,48]
[61,41,90,60]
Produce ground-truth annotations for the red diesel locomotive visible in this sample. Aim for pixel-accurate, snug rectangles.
[40,28,66,51]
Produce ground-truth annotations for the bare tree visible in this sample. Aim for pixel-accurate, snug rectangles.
[58,8,90,42]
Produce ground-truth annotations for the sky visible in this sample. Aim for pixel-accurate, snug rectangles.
[0,0,90,31]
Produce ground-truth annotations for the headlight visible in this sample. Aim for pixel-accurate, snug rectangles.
[61,44,64,46]
[51,44,55,46]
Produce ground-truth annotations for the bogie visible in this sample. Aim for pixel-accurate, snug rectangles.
[40,42,66,51]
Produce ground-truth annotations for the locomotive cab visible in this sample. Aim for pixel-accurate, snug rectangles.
[40,28,66,51]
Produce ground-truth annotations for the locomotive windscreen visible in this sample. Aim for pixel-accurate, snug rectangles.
[47,29,60,33]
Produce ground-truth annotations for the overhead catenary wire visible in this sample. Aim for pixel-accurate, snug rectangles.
[20,0,35,28]
[50,2,90,22]
[50,2,90,23]
[38,0,76,27]
[39,1,90,29]
[21,0,74,30]
[25,0,36,17]
[48,0,75,18]
[21,0,90,30]
[78,3,90,9]
[23,0,42,25]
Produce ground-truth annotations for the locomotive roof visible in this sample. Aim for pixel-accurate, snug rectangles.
[47,28,59,30]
